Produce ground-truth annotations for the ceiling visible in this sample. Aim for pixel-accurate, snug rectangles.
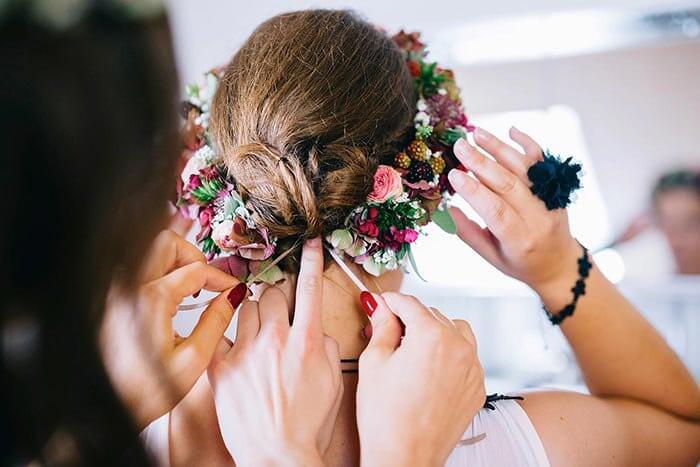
[167,0,700,82]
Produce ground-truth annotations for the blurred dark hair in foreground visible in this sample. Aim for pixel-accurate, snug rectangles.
[1,1,178,464]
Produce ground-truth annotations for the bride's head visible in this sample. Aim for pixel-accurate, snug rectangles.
[210,9,414,279]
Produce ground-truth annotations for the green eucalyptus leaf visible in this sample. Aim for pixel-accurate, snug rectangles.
[440,127,468,146]
[433,207,457,235]
[252,259,285,284]
[407,247,427,282]
[186,83,200,99]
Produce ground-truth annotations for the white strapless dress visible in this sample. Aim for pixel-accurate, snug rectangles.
[142,398,549,466]
[447,399,550,467]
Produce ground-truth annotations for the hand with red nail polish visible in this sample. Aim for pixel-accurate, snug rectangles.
[101,230,242,430]
[208,238,342,466]
[360,290,378,317]
[356,292,485,467]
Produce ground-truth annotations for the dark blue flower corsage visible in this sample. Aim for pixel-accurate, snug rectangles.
[527,151,582,210]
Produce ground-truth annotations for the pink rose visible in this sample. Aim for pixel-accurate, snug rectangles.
[211,218,275,260]
[211,220,238,252]
[368,165,404,203]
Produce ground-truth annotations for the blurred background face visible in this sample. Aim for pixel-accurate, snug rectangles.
[169,0,700,394]
[655,188,700,274]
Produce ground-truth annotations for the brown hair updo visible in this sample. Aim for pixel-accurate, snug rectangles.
[210,9,414,273]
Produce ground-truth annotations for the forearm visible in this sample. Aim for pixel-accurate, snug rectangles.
[535,246,700,420]
[361,444,438,467]
[170,375,235,467]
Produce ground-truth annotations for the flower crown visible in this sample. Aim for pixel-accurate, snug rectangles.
[176,31,473,284]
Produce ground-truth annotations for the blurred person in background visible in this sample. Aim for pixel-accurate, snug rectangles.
[610,168,700,279]
[652,169,700,275]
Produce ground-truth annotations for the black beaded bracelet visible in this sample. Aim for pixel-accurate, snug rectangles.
[543,243,592,325]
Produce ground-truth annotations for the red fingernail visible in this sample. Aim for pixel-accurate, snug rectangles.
[359,291,377,317]
[193,289,201,298]
[227,283,248,309]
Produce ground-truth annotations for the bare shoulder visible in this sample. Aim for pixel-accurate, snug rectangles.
[518,390,700,467]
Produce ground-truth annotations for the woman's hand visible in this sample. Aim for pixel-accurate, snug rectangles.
[357,293,485,467]
[446,129,700,466]
[101,230,245,429]
[447,127,581,295]
[208,238,343,466]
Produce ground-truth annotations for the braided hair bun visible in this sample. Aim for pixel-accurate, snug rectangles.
[211,10,414,273]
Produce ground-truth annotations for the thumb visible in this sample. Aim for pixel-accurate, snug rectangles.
[362,292,402,355]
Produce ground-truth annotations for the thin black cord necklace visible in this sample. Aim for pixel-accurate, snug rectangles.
[324,277,524,409]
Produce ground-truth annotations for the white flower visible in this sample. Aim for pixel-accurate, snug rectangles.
[202,73,219,104]
[362,256,386,276]
[180,153,208,184]
[416,99,427,111]
[395,192,410,203]
[329,229,353,250]
[372,250,398,271]
[194,145,215,163]
[211,220,235,252]
[235,207,256,228]
[344,238,368,257]
[414,111,431,127]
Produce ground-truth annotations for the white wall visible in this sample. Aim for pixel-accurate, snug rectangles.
[453,41,700,234]
[167,0,700,84]
[168,0,700,235]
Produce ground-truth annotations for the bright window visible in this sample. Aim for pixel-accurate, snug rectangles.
[406,105,611,290]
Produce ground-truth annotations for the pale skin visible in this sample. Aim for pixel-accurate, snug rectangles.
[208,238,344,467]
[265,261,485,467]
[201,239,483,467]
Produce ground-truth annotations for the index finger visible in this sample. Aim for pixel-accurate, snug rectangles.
[291,237,324,340]
[140,230,206,283]
[381,292,434,329]
[472,127,530,181]
[151,262,240,312]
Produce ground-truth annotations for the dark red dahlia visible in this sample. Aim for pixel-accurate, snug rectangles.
[392,31,425,54]
[407,60,421,77]
[358,220,379,238]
